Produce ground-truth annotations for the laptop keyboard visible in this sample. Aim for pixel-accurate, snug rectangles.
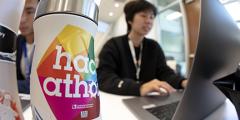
[145,101,179,120]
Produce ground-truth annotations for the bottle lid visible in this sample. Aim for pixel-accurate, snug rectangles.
[35,0,99,24]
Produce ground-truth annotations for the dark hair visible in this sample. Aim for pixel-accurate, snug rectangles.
[123,0,157,32]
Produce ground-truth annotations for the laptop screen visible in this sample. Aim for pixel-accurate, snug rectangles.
[173,0,240,119]
[123,0,240,119]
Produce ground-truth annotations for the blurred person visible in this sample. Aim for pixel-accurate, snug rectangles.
[97,0,188,96]
[16,0,39,94]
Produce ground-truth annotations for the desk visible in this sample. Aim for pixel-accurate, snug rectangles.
[23,91,137,120]
[99,91,137,120]
[23,91,238,120]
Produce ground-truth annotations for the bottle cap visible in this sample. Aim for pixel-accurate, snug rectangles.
[35,0,99,24]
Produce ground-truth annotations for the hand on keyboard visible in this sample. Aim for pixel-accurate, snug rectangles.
[140,79,176,96]
[146,88,169,96]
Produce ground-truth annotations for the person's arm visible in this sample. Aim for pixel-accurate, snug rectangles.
[97,39,141,96]
[140,79,176,96]
[155,44,185,89]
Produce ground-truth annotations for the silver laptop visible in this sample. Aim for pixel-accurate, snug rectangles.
[123,91,183,120]
[123,0,240,119]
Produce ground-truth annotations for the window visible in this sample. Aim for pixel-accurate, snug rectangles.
[157,0,186,76]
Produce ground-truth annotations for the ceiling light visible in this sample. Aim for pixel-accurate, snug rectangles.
[166,11,182,21]
[109,12,114,16]
[114,3,120,7]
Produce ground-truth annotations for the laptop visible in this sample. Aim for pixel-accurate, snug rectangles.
[123,91,183,120]
[123,0,240,119]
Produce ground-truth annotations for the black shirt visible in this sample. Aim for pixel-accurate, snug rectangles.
[97,34,184,96]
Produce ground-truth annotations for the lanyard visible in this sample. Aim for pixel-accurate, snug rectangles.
[22,42,35,80]
[128,40,143,80]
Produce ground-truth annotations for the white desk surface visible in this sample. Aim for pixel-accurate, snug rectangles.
[23,91,137,120]
[23,91,238,120]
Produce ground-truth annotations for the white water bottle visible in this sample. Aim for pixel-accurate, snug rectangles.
[0,0,25,120]
[31,0,101,119]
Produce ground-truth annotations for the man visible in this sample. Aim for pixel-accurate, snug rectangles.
[17,0,39,94]
[97,0,187,96]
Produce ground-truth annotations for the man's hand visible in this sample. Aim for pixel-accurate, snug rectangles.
[140,79,176,96]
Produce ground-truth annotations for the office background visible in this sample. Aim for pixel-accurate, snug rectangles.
[94,0,240,78]
[21,0,240,119]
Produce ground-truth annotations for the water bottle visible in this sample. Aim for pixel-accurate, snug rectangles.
[0,0,25,119]
[31,0,100,119]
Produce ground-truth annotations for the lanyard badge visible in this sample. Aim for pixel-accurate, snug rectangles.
[128,40,143,80]
[22,42,35,80]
